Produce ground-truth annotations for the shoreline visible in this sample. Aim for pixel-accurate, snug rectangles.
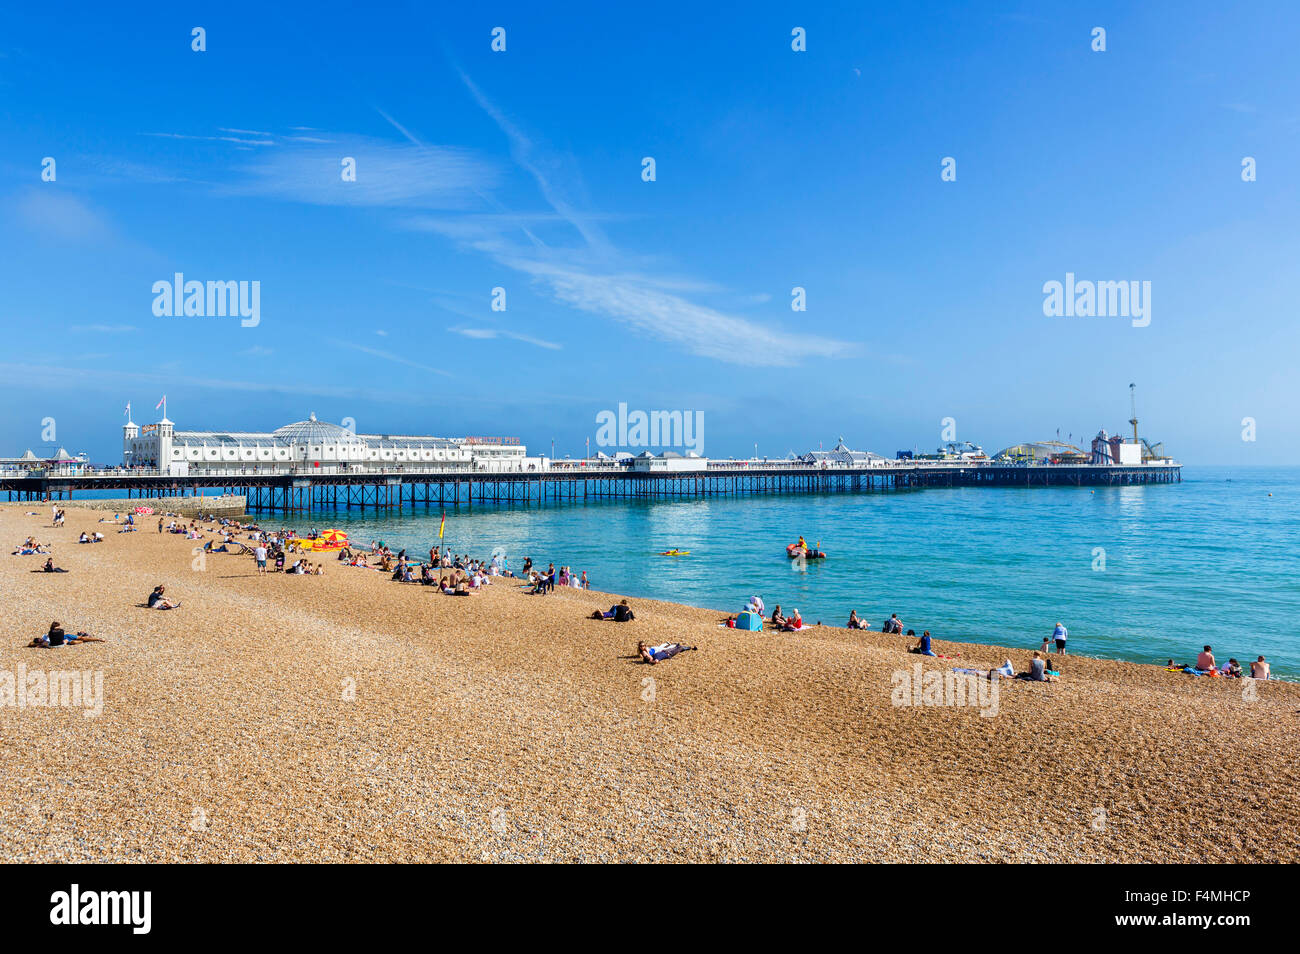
[3,502,1297,863]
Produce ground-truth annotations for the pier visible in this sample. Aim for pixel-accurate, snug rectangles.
[2,460,1182,514]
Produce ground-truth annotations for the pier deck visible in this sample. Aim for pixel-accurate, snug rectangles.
[2,462,1181,513]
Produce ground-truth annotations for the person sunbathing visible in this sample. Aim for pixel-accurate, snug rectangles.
[593,599,635,622]
[29,622,106,647]
[147,585,178,610]
[846,610,867,630]
[41,558,67,573]
[638,641,697,664]
[1251,656,1270,680]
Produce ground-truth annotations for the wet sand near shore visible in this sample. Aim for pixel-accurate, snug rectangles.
[2,503,1296,863]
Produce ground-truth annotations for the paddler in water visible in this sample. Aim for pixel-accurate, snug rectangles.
[797,536,807,551]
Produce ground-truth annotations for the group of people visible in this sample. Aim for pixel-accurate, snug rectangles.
[526,561,590,595]
[11,535,50,555]
[1172,645,1271,680]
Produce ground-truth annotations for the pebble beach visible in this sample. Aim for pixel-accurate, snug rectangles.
[2,503,1296,863]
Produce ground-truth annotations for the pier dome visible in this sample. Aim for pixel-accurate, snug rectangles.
[272,413,354,446]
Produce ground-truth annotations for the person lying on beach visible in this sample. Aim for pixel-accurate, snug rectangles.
[147,586,179,610]
[637,641,697,664]
[29,622,106,647]
[909,630,937,656]
[40,558,67,573]
[1251,656,1270,680]
[592,600,635,622]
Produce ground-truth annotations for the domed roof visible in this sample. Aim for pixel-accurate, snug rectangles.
[273,413,355,445]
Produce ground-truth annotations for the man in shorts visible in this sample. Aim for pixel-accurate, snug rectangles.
[254,544,268,573]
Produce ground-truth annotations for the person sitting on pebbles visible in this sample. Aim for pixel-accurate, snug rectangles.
[40,558,68,573]
[147,585,179,610]
[637,641,697,664]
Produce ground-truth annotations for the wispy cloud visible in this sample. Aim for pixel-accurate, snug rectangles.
[13,190,114,243]
[449,327,561,350]
[408,73,853,367]
[0,361,411,404]
[71,324,138,334]
[145,132,275,146]
[233,134,497,208]
[330,339,451,376]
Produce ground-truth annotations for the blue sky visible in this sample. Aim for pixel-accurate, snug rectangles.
[1,1,1297,464]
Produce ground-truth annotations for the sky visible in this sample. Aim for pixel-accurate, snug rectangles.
[1,1,1297,465]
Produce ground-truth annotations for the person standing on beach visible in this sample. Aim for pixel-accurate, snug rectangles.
[1052,622,1068,654]
[254,543,268,574]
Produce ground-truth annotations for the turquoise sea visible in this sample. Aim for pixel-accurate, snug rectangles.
[274,466,1297,678]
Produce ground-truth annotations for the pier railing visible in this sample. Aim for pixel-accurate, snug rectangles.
[3,457,1182,512]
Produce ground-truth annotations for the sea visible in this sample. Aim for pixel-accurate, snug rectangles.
[113,465,1300,678]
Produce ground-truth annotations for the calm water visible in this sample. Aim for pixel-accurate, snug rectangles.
[261,466,1299,678]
